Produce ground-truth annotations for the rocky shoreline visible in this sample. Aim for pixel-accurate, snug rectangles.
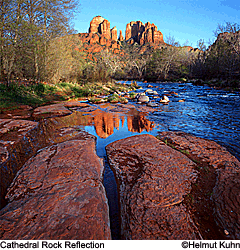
[1,101,240,240]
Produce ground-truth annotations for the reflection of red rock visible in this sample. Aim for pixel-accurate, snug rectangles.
[93,110,120,139]
[40,105,156,140]
[127,115,155,133]
[91,109,155,138]
[68,107,155,139]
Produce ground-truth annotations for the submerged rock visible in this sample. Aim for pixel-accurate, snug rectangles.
[106,134,200,239]
[63,101,90,108]
[0,132,111,240]
[147,101,158,107]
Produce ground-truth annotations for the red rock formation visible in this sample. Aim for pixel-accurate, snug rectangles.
[111,41,119,49]
[100,19,111,39]
[89,16,105,33]
[0,119,38,208]
[106,134,200,239]
[153,28,164,44]
[158,131,240,239]
[125,23,131,41]
[77,16,166,61]
[111,26,118,41]
[99,36,107,45]
[0,132,111,240]
[119,30,124,42]
[126,20,164,45]
[88,33,100,44]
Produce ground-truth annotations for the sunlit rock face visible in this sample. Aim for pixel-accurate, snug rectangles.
[89,16,105,34]
[106,134,199,240]
[88,16,115,43]
[125,20,164,45]
[78,15,166,58]
[0,131,111,240]
[111,26,118,41]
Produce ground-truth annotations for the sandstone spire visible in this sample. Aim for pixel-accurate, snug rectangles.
[89,16,105,33]
[111,26,118,41]
[119,30,124,42]
[125,20,164,45]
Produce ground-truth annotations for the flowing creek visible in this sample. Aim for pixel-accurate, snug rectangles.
[1,81,240,239]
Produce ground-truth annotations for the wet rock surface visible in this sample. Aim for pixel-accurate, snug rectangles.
[106,134,200,239]
[0,132,111,240]
[158,131,240,239]
[0,105,33,119]
[32,103,72,119]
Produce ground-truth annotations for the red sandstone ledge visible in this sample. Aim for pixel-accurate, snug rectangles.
[0,133,111,240]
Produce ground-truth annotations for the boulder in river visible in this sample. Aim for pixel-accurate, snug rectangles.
[137,95,149,103]
[147,101,158,107]
[159,95,170,103]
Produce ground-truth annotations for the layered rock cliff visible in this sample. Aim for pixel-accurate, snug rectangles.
[125,21,164,45]
[78,16,165,56]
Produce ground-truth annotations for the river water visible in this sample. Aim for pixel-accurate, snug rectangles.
[72,81,240,239]
[134,81,240,161]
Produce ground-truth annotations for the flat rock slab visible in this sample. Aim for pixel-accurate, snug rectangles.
[32,104,72,119]
[158,131,240,239]
[0,105,33,119]
[0,135,111,240]
[106,134,200,239]
[158,131,240,169]
[63,101,90,108]
[0,119,38,141]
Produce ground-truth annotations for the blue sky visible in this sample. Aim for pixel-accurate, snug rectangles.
[73,0,240,47]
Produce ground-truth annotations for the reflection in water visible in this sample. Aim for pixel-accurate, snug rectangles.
[88,108,155,139]
[42,104,157,240]
[45,105,156,140]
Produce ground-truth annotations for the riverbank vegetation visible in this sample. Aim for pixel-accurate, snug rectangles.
[1,0,239,110]
[0,80,136,111]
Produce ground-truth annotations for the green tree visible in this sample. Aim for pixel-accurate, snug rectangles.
[46,35,85,83]
[0,0,79,85]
